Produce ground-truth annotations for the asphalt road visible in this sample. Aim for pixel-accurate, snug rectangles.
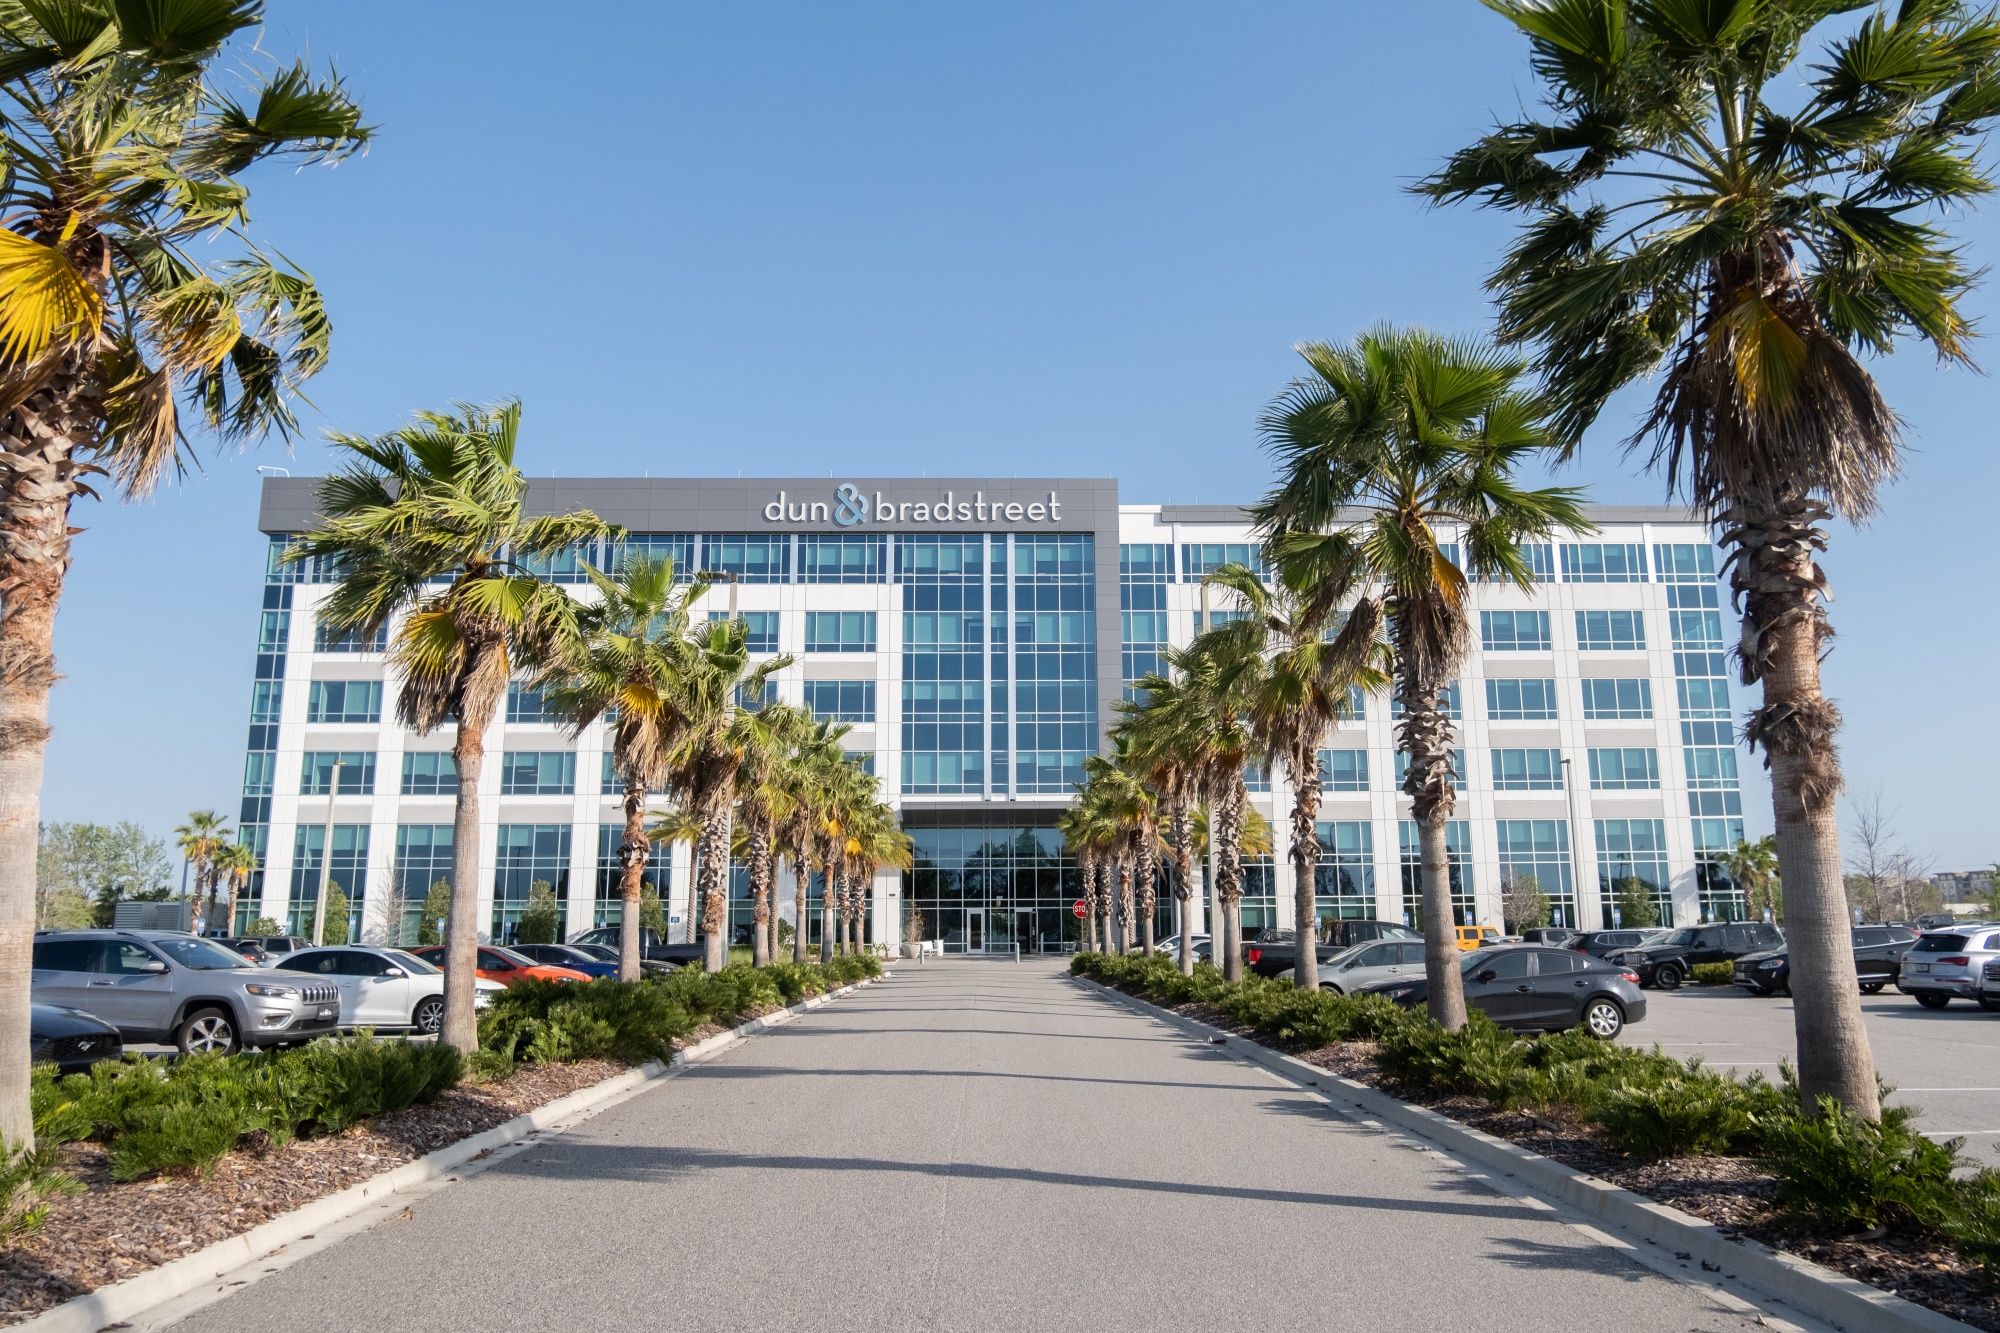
[157,961,1781,1333]
[1621,983,2000,1144]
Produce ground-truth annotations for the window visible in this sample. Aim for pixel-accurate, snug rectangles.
[1582,678,1653,720]
[1396,750,1464,789]
[1597,818,1672,927]
[394,824,454,901]
[1682,721,1739,789]
[710,610,779,652]
[802,679,876,723]
[738,680,776,710]
[314,616,385,653]
[1485,678,1557,721]
[1480,610,1550,651]
[1496,819,1575,923]
[1120,546,1172,702]
[1119,544,1172,579]
[1317,749,1368,792]
[1312,821,1375,921]
[506,682,553,723]
[1180,542,1265,577]
[519,541,598,583]
[1012,534,1098,794]
[899,536,986,796]
[1490,748,1563,791]
[1677,676,1730,720]
[1193,608,1251,633]
[594,823,667,927]
[1653,543,1717,585]
[1400,820,1474,926]
[1391,681,1460,719]
[1575,609,1645,651]
[306,680,381,724]
[400,752,459,796]
[492,824,570,939]
[1588,748,1661,790]
[1561,543,1647,582]
[300,751,375,795]
[611,534,697,582]
[800,533,886,584]
[500,751,576,795]
[1667,584,1725,649]
[702,533,789,583]
[805,611,877,653]
[287,823,368,940]
[1520,543,1555,580]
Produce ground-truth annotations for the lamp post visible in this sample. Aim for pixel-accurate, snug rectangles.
[311,759,343,945]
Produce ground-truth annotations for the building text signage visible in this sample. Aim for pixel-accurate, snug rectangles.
[763,483,1064,527]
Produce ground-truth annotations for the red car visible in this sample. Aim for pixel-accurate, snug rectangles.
[409,945,591,986]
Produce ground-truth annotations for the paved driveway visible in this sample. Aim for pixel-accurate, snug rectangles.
[171,962,1770,1333]
[1621,984,2000,1143]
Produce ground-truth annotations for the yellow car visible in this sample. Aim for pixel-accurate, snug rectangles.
[1455,925,1500,952]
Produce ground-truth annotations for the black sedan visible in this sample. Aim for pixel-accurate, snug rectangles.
[31,1003,123,1073]
[1356,945,1647,1039]
[1733,925,1920,996]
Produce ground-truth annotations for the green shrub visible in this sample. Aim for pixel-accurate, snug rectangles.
[0,1144,76,1244]
[1690,962,1735,986]
[480,978,693,1066]
[763,962,828,1005]
[1943,1170,2000,1272]
[1761,1098,1960,1232]
[1374,1010,1526,1098]
[1592,1075,1769,1156]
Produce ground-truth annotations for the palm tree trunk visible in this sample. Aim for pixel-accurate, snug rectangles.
[443,646,504,1053]
[820,836,838,962]
[0,372,81,1149]
[1398,640,1468,1030]
[1080,856,1099,952]
[1115,856,1134,956]
[1733,496,1878,1117]
[616,774,649,982]
[1171,796,1196,976]
[791,837,811,964]
[1287,744,1322,990]
[1214,779,1247,983]
[1097,855,1116,954]
[697,802,730,972]
[1136,837,1157,958]
[748,824,773,968]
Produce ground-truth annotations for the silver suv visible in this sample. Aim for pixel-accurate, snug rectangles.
[1899,925,2000,1009]
[31,930,341,1054]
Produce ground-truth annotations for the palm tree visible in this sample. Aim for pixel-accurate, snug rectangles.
[1728,836,1783,925]
[665,616,792,972]
[536,554,705,980]
[175,812,230,933]
[0,5,368,1152]
[1417,0,2000,1110]
[734,703,812,967]
[1054,802,1105,953]
[837,802,912,955]
[778,720,851,963]
[1203,559,1386,988]
[293,402,612,1051]
[1081,750,1157,955]
[1256,328,1586,1028]
[1170,632,1262,981]
[212,842,259,940]
[1116,674,1205,973]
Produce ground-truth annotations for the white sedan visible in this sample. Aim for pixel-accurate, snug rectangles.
[273,946,503,1035]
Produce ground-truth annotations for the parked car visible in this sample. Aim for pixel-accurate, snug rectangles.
[1246,922,1419,978]
[569,925,704,969]
[1455,925,1500,951]
[243,935,312,966]
[30,929,341,1055]
[276,945,512,1033]
[1916,913,1961,932]
[1604,921,1785,989]
[408,944,592,986]
[1278,939,1426,994]
[1572,929,1672,959]
[565,942,677,976]
[1519,927,1581,947]
[1899,926,2000,1009]
[1357,945,1647,1038]
[1732,926,1919,996]
[1148,935,1211,962]
[30,1003,123,1073]
[510,943,621,979]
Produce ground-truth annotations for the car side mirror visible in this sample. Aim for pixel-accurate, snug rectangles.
[1476,969,1497,984]
[383,967,406,978]
[142,960,168,974]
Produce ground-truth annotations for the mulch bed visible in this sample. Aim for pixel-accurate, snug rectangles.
[1151,991,2000,1331]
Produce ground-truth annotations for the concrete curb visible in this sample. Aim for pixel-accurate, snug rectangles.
[14,973,886,1333]
[1074,976,1974,1333]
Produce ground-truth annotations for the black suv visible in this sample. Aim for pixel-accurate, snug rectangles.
[1732,925,1919,996]
[1244,921,1420,978]
[1606,921,1784,989]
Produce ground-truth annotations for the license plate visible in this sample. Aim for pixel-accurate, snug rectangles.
[317,1006,336,1019]
[1916,963,1930,973]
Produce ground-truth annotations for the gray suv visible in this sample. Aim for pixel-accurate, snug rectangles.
[31,930,341,1054]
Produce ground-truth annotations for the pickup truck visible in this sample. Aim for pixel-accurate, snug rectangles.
[570,925,706,969]
[1244,921,1422,978]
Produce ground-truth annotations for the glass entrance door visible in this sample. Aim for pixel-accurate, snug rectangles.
[965,911,984,952]
[987,909,1014,953]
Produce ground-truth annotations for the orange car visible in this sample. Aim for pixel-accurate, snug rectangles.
[410,945,592,986]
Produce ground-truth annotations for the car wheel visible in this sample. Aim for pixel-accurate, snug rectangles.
[1916,993,1951,1010]
[1582,998,1624,1040]
[177,1007,239,1056]
[413,996,445,1035]
[1655,963,1685,991]
[1861,982,1884,994]
[1317,983,1344,995]
[1979,996,2000,1013]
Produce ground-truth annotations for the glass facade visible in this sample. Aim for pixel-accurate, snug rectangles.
[906,818,1080,953]
[1659,543,1744,920]
[1400,820,1474,927]
[493,824,571,940]
[899,535,987,794]
[1596,818,1674,927]
[1119,543,1171,702]
[1011,535,1096,793]
[1496,819,1576,927]
[287,824,368,941]
[594,823,670,926]
[1312,821,1375,921]
[391,824,453,945]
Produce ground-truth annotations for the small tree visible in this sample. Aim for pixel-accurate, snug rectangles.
[1503,873,1549,933]
[246,918,282,939]
[639,887,667,936]
[322,888,351,947]
[374,878,409,947]
[905,903,926,948]
[1613,877,1659,930]
[418,881,451,947]
[515,882,562,945]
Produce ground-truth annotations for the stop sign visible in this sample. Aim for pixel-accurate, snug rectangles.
[1071,899,1087,919]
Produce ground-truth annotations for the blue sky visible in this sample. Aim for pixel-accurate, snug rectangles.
[47,1,1998,869]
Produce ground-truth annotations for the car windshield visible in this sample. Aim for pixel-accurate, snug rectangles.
[490,947,535,965]
[384,950,440,975]
[1914,934,1970,953]
[571,944,615,961]
[150,936,255,971]
[1655,929,1699,946]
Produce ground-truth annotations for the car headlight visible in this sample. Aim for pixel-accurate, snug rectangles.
[1385,986,1415,999]
[1757,959,1784,970]
[244,983,298,998]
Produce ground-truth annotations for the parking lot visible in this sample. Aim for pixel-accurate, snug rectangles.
[1622,984,2000,1143]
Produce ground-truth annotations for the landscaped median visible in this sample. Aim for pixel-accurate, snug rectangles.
[0,956,883,1325]
[1072,951,2000,1332]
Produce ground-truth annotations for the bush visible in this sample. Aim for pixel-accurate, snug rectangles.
[479,978,694,1066]
[1943,1171,2000,1272]
[1374,1009,1527,1098]
[1761,1098,1960,1232]
[0,1146,76,1244]
[1690,962,1735,986]
[514,881,561,945]
[1592,1074,1773,1157]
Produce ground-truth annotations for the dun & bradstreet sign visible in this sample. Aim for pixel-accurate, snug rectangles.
[762,483,1067,527]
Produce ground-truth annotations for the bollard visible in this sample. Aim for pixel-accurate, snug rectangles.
[1014,942,1020,965]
